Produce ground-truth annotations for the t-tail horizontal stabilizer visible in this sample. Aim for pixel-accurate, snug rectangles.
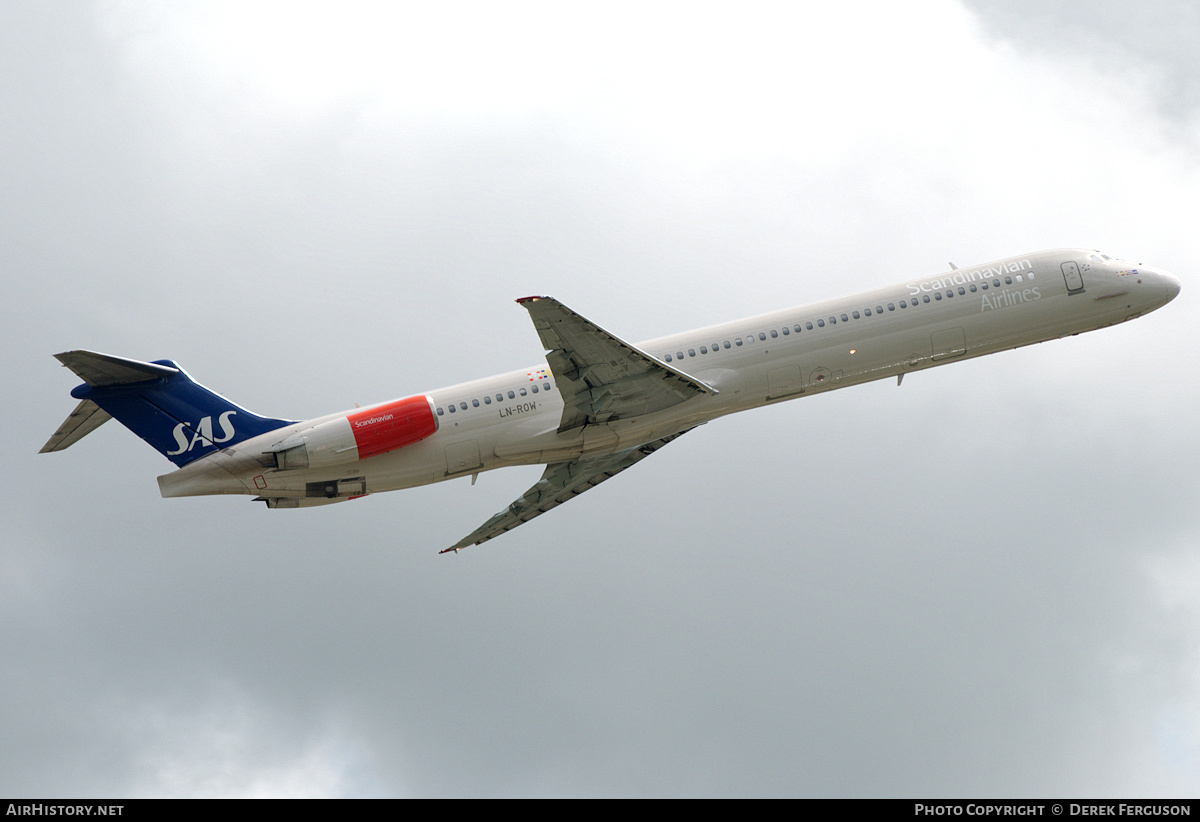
[41,350,294,466]
[39,400,113,453]
[40,351,179,454]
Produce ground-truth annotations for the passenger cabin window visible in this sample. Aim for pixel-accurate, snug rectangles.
[508,390,515,399]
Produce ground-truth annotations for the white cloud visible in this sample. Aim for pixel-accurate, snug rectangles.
[125,683,382,797]
[6,0,1199,797]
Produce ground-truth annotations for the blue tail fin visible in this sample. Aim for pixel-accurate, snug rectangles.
[50,351,294,467]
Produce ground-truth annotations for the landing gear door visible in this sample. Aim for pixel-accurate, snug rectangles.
[1061,261,1084,294]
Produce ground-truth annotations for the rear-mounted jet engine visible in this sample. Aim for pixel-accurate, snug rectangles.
[268,395,438,470]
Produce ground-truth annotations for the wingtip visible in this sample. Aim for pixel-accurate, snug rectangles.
[515,295,550,305]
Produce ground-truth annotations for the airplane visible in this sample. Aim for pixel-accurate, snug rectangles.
[41,248,1179,554]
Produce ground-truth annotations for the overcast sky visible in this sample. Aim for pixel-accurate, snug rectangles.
[3,0,1199,797]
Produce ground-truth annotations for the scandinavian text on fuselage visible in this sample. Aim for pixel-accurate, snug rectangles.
[906,258,1033,296]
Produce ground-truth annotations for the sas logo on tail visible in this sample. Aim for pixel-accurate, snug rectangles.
[166,411,237,455]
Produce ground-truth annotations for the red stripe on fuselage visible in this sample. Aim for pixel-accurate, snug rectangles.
[348,396,436,459]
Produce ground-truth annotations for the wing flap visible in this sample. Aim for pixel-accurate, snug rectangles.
[517,296,715,429]
[442,429,692,553]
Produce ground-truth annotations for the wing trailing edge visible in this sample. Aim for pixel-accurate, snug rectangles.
[442,428,693,554]
[517,296,716,430]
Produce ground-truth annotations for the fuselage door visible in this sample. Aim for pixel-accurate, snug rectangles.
[931,327,966,361]
[1061,261,1084,294]
[766,365,803,400]
[445,439,482,476]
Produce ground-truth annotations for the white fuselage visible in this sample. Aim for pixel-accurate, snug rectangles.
[158,248,1179,503]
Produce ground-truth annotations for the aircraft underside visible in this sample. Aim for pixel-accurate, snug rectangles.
[42,249,1180,553]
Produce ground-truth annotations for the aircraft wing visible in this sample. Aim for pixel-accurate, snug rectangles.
[442,429,692,553]
[517,296,716,430]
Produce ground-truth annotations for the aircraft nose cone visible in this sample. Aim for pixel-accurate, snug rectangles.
[1161,270,1181,301]
[1146,267,1181,313]
[1146,266,1181,304]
